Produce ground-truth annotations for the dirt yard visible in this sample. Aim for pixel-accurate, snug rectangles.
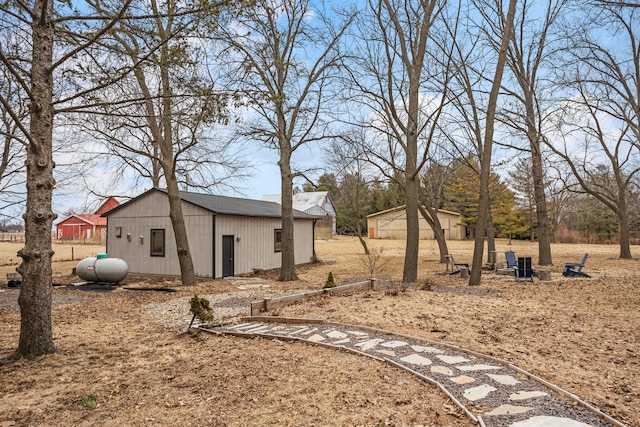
[0,237,638,427]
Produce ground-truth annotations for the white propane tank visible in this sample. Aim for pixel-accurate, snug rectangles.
[76,253,128,283]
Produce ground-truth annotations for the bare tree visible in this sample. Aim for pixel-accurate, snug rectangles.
[346,0,447,283]
[0,67,28,218]
[549,3,640,258]
[469,0,518,285]
[323,128,377,254]
[492,0,570,266]
[216,0,353,281]
[70,0,243,286]
[0,0,134,358]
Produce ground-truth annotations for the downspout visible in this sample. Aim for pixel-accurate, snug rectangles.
[212,215,216,278]
[313,219,317,261]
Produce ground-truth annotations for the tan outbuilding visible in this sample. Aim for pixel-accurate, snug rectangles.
[367,206,466,240]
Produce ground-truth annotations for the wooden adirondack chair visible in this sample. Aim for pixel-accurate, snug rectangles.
[563,253,590,278]
[448,254,471,276]
[505,251,517,269]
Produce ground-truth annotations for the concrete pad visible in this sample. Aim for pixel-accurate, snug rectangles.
[332,338,350,344]
[485,404,533,416]
[411,345,443,354]
[463,384,497,401]
[400,354,432,366]
[380,340,408,348]
[510,416,595,427]
[509,391,548,401]
[431,366,454,376]
[326,330,348,339]
[457,364,501,371]
[306,334,326,343]
[487,374,520,386]
[436,355,470,364]
[376,349,396,357]
[346,330,368,336]
[355,338,384,351]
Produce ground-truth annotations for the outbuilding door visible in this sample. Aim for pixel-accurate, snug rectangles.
[222,235,234,277]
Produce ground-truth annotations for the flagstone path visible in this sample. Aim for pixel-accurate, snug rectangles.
[201,317,627,427]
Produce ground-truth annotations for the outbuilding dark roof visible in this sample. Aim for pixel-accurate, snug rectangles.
[102,188,317,219]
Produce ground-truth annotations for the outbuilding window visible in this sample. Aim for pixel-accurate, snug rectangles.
[274,229,282,252]
[150,229,165,257]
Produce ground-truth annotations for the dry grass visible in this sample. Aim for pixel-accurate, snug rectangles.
[0,236,638,427]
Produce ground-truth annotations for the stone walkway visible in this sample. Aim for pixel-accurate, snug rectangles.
[201,317,627,427]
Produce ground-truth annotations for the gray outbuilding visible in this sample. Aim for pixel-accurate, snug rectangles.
[102,188,318,278]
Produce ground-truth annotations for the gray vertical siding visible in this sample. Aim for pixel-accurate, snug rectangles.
[105,191,213,277]
[214,215,315,277]
[106,191,316,278]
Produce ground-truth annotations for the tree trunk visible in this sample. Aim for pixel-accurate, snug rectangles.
[158,23,197,286]
[469,0,517,286]
[418,203,449,263]
[486,214,496,264]
[403,176,420,283]
[165,172,197,285]
[617,192,632,259]
[278,150,298,281]
[530,128,552,265]
[13,0,57,359]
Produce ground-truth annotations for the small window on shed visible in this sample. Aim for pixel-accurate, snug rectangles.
[274,229,282,252]
[115,226,122,238]
[150,229,165,257]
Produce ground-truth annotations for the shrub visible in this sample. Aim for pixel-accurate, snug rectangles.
[188,295,214,331]
[323,272,336,288]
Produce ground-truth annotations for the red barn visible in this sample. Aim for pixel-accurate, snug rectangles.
[56,197,120,241]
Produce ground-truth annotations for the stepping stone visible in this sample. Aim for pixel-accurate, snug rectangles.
[450,375,476,385]
[436,355,469,364]
[510,391,548,401]
[487,374,520,386]
[326,330,348,339]
[485,404,534,416]
[332,338,350,345]
[431,366,453,376]
[463,384,497,401]
[457,364,501,372]
[289,327,311,335]
[411,345,443,354]
[346,330,368,336]
[400,354,432,366]
[243,325,270,333]
[300,328,318,335]
[380,340,408,348]
[376,349,396,357]
[355,338,384,351]
[230,323,253,329]
[510,416,595,427]
[306,334,326,343]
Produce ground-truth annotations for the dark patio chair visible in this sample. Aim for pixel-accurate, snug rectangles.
[563,253,590,278]
[516,257,534,282]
